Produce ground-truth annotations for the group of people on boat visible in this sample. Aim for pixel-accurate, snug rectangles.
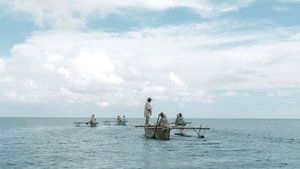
[144,97,188,130]
[86,97,186,128]
[116,115,127,125]
[117,115,126,122]
[84,114,128,127]
[78,97,207,140]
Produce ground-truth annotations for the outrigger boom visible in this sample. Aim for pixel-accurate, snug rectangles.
[73,121,98,127]
[135,125,210,140]
[172,126,209,130]
[135,125,209,130]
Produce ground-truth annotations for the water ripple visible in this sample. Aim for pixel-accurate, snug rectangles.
[0,118,299,169]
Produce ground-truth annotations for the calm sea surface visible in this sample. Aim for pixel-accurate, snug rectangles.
[0,118,299,169]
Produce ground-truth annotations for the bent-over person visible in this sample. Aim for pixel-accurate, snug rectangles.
[157,112,172,130]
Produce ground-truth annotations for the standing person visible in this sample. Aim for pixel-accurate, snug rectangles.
[144,97,152,126]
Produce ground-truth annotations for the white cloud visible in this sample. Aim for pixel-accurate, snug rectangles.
[142,82,166,96]
[1,21,300,105]
[0,32,126,103]
[3,0,253,29]
[169,72,186,89]
[23,79,37,90]
[0,58,5,73]
[71,50,123,85]
[57,67,70,78]
[97,101,110,107]
[216,90,250,98]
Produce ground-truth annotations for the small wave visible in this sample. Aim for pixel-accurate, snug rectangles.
[201,142,220,145]
[7,162,17,166]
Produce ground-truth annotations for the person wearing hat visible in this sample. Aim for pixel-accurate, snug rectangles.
[175,113,186,126]
[144,97,152,125]
[157,112,171,130]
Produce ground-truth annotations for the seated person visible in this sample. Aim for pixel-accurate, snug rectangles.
[175,113,186,126]
[122,115,126,122]
[157,112,172,130]
[117,115,122,122]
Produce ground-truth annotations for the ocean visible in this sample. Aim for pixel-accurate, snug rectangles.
[0,117,299,169]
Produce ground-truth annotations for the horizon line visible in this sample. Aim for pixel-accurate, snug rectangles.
[0,116,299,120]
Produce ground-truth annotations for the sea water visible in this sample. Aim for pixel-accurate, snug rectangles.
[0,118,299,169]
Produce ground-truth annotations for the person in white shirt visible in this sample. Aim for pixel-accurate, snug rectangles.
[122,115,126,122]
[144,97,152,125]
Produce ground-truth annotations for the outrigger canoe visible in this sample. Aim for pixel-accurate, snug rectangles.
[135,125,210,140]
[117,120,127,126]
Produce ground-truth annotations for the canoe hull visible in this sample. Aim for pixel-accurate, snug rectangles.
[144,127,171,140]
[90,123,97,127]
[117,120,127,126]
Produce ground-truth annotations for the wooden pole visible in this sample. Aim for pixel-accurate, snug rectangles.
[152,115,160,139]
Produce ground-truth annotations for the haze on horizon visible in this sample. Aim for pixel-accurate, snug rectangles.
[0,0,300,118]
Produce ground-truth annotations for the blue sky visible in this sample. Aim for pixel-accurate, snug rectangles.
[0,0,300,118]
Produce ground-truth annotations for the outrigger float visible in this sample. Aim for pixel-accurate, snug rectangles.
[73,121,98,127]
[103,120,127,126]
[135,124,210,140]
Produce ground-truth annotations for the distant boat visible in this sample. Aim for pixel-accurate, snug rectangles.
[117,120,127,126]
[103,120,127,126]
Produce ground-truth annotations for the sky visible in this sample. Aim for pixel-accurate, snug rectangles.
[0,0,300,118]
